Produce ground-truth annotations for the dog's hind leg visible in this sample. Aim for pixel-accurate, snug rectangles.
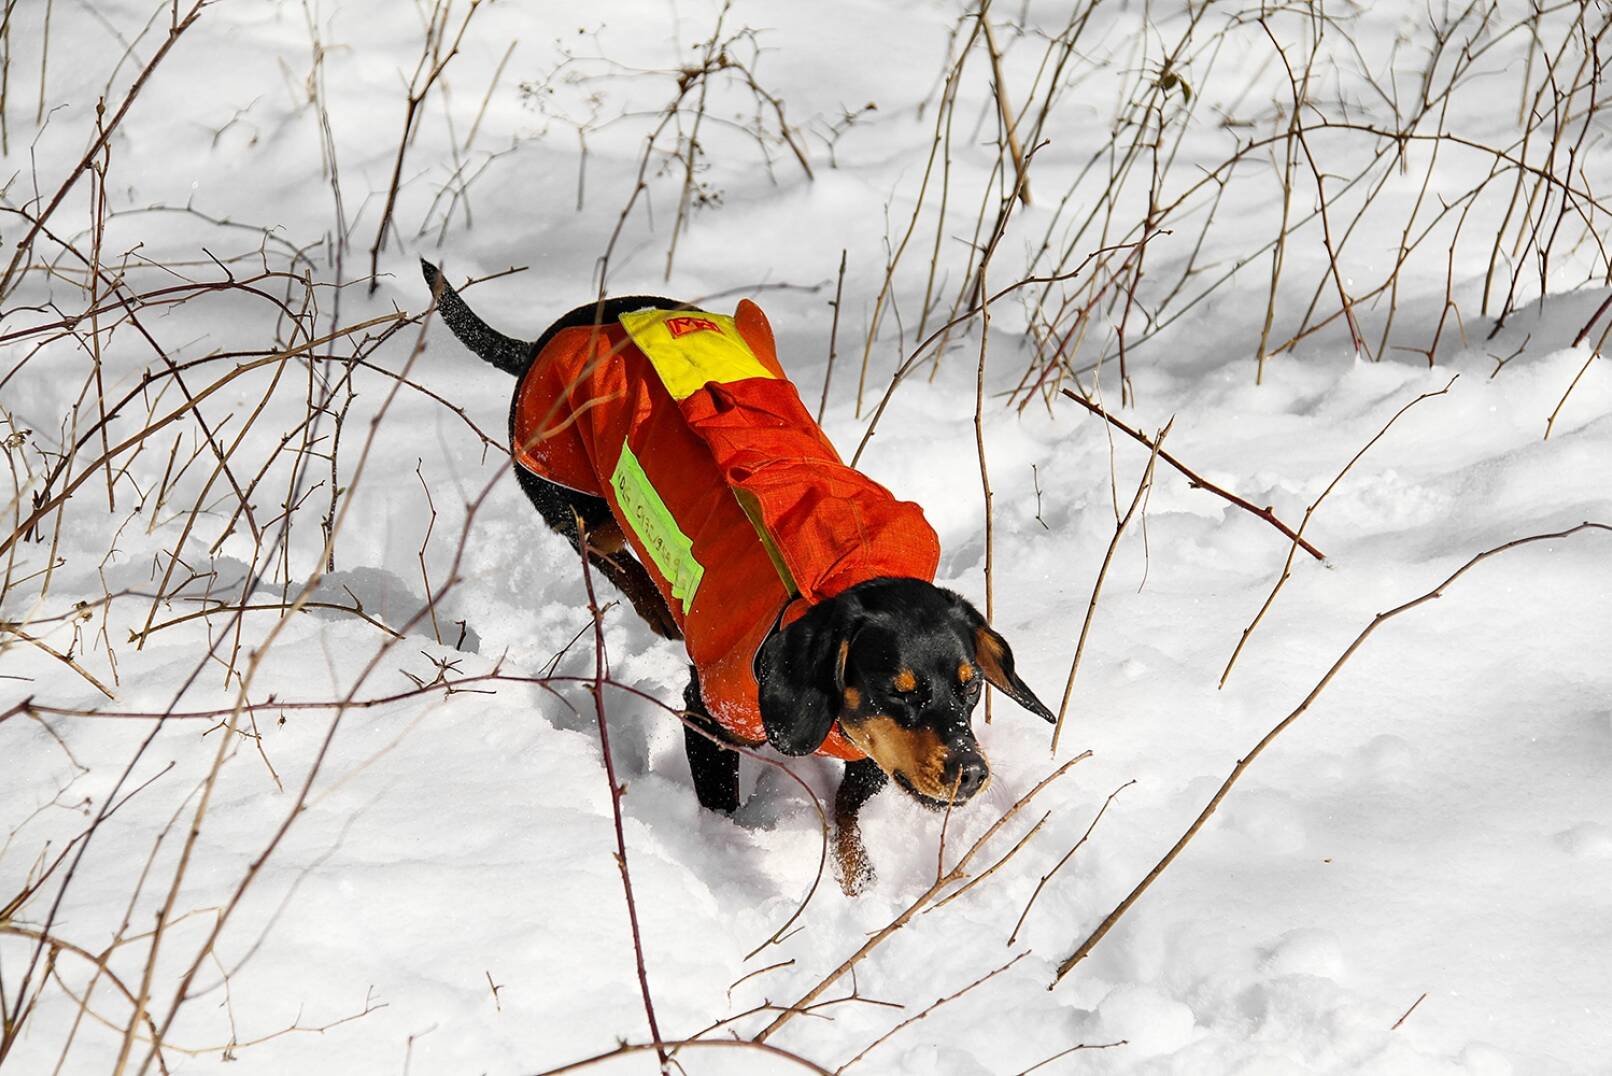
[517,468,682,640]
[591,550,683,641]
[682,666,741,813]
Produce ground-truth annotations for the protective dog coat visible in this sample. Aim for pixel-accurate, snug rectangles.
[512,300,941,759]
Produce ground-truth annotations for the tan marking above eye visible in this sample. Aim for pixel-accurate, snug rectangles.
[958,662,975,683]
[893,669,917,693]
[842,686,861,710]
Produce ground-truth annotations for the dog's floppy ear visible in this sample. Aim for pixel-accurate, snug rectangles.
[948,593,1055,723]
[757,594,862,756]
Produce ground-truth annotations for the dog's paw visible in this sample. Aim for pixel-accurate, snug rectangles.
[834,825,876,896]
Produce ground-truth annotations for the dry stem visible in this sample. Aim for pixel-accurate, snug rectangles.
[1053,522,1611,984]
[1051,420,1170,752]
[753,751,1090,1043]
[1059,388,1323,560]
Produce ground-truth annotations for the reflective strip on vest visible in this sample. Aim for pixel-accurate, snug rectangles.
[618,305,801,604]
[619,308,778,401]
[610,441,703,612]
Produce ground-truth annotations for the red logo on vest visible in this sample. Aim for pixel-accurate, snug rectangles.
[665,315,721,339]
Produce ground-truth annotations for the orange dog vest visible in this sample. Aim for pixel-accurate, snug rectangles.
[512,300,940,759]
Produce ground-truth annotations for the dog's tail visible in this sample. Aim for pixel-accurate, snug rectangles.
[420,259,533,377]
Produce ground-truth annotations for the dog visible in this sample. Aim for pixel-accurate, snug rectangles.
[421,261,1054,892]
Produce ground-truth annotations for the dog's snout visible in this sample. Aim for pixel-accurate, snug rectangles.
[945,751,989,800]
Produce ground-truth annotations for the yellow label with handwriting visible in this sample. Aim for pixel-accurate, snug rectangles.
[610,441,702,612]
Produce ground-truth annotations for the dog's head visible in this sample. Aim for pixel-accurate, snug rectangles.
[757,577,1053,807]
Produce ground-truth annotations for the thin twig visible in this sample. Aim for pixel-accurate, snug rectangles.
[1013,1039,1128,1074]
[1008,780,1134,946]
[754,751,1091,1043]
[1059,388,1323,560]
[1051,420,1170,752]
[366,0,487,292]
[1053,522,1611,984]
[1391,991,1428,1030]
[0,1,209,299]
[835,953,1028,1072]
[1,625,115,699]
[574,516,668,1072]
[816,249,847,423]
[1220,376,1457,688]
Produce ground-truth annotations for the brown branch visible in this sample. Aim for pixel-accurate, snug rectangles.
[0,925,170,1074]
[1059,388,1324,560]
[0,1,209,299]
[851,239,1144,468]
[980,11,1030,205]
[754,751,1091,1043]
[835,952,1028,1072]
[1051,419,1169,752]
[851,14,984,418]
[1260,17,1365,357]
[927,810,1049,914]
[127,599,405,645]
[677,991,901,1054]
[1053,521,1611,984]
[573,516,668,1071]
[728,959,794,997]
[1013,1039,1128,1074]
[816,249,847,423]
[1,624,115,699]
[664,3,730,282]
[366,0,487,292]
[0,312,408,561]
[1572,290,1612,348]
[1391,991,1429,1030]
[533,1037,833,1076]
[1007,779,1133,946]
[1544,319,1606,440]
[1220,376,1457,688]
[973,148,1035,724]
[122,295,444,1076]
[414,461,443,644]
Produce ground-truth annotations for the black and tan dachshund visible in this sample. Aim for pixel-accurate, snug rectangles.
[421,262,1055,892]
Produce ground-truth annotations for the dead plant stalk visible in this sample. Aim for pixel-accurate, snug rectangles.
[1051,420,1171,752]
[752,751,1091,1043]
[574,516,669,1073]
[1219,376,1458,688]
[366,0,487,293]
[1053,522,1611,984]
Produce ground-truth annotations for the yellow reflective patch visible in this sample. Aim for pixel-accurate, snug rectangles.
[619,307,776,400]
[610,441,703,612]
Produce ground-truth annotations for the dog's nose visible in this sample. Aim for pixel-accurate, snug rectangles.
[946,752,989,800]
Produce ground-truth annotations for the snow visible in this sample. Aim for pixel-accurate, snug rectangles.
[3,0,1610,1073]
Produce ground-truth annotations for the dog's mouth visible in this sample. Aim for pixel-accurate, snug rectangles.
[892,771,977,811]
[840,717,990,808]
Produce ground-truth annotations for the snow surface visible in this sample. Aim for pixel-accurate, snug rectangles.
[3,1,1610,1074]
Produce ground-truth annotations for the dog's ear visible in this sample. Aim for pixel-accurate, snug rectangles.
[757,594,863,756]
[948,594,1055,723]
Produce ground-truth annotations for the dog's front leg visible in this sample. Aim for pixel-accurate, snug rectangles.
[682,668,741,812]
[833,758,887,895]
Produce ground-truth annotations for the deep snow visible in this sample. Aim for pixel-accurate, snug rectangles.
[2,1,1610,1074]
